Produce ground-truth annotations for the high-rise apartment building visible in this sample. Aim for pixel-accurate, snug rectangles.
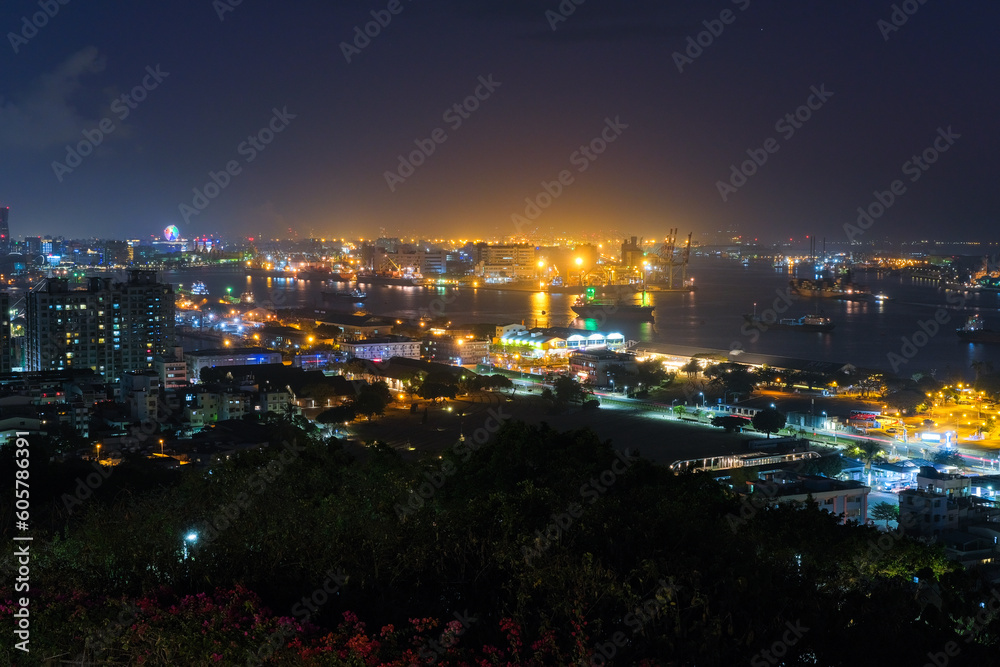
[0,206,9,255]
[26,271,175,379]
[0,292,10,374]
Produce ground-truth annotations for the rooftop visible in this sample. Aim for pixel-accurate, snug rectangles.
[186,347,278,358]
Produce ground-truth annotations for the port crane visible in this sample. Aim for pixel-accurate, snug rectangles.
[653,229,692,290]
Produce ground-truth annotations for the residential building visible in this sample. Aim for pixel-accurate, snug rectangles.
[422,335,489,365]
[155,347,189,389]
[0,205,8,255]
[744,470,870,524]
[26,272,174,379]
[0,292,10,374]
[341,336,420,361]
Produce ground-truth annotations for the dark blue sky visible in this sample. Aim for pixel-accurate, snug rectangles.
[1,1,997,244]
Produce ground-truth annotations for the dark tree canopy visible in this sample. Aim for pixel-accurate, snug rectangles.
[751,408,787,438]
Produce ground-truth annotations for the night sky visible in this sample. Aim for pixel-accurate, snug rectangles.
[1,1,997,243]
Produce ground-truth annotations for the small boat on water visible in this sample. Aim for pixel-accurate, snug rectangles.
[743,312,835,332]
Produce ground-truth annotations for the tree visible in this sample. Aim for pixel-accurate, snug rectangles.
[680,359,701,379]
[352,381,393,419]
[752,365,780,388]
[345,358,378,379]
[751,408,786,438]
[885,389,924,414]
[711,415,750,433]
[301,382,342,408]
[870,502,900,529]
[316,404,357,424]
[606,365,638,391]
[635,359,669,388]
[707,363,756,398]
[853,441,884,487]
[933,450,965,470]
[418,382,456,403]
[475,375,513,391]
[553,376,587,405]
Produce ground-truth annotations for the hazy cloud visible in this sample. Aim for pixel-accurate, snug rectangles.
[0,47,107,150]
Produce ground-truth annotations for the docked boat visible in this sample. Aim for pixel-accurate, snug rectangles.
[957,315,1000,344]
[789,278,870,301]
[355,273,421,286]
[743,313,835,332]
[178,281,210,297]
[571,295,654,321]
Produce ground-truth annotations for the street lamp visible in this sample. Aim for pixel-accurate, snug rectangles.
[699,392,705,407]
[576,257,584,286]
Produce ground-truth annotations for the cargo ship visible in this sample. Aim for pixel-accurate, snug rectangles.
[789,278,870,301]
[743,313,835,332]
[957,315,1000,344]
[571,294,654,321]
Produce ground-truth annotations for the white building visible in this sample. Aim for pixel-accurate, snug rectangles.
[341,336,421,361]
[744,470,870,524]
